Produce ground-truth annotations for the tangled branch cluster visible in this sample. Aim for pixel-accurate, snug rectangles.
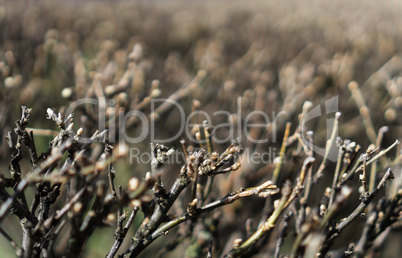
[0,1,401,257]
[0,100,400,257]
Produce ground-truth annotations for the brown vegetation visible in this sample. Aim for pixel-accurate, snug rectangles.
[0,0,401,257]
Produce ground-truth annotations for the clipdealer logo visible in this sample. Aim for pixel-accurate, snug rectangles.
[64,95,340,163]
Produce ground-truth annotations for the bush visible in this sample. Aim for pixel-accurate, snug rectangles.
[0,0,401,257]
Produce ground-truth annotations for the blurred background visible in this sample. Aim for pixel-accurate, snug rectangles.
[0,0,401,257]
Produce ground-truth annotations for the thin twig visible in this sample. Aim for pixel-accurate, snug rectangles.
[317,168,394,257]
[314,112,341,181]
[129,181,278,256]
[107,207,140,258]
[226,157,315,257]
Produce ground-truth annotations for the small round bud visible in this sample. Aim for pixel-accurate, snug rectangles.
[61,87,73,98]
[151,79,160,88]
[358,186,364,194]
[303,101,313,111]
[223,81,235,91]
[192,99,201,109]
[67,123,74,131]
[115,143,129,158]
[4,77,14,88]
[128,177,139,191]
[150,88,161,98]
[233,238,243,248]
[105,85,115,95]
[106,213,116,223]
[340,186,352,197]
[348,81,358,91]
[73,202,83,213]
[190,198,198,206]
[145,172,151,181]
[384,108,396,122]
[131,199,141,207]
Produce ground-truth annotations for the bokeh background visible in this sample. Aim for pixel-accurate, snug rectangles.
[0,0,401,257]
